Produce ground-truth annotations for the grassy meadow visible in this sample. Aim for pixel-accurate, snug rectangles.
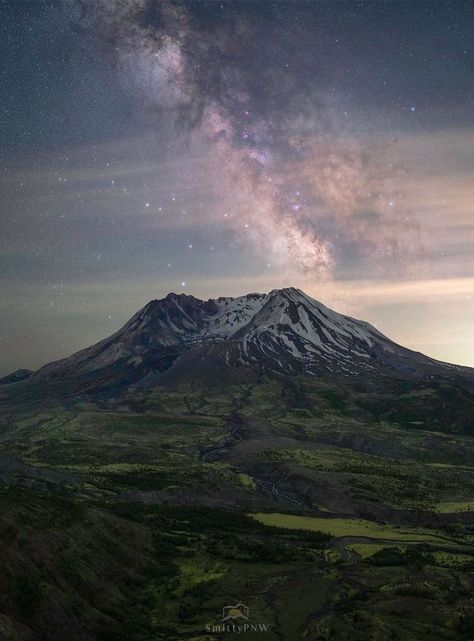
[0,377,473,639]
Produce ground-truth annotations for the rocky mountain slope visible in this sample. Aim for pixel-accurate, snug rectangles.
[3,288,474,398]
[0,369,33,386]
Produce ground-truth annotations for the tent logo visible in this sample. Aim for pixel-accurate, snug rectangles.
[205,601,270,634]
[222,603,250,622]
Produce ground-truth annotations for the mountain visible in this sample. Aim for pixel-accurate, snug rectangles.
[2,290,474,641]
[8,287,473,398]
[0,368,34,385]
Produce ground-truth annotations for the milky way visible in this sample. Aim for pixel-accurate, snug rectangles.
[71,0,409,279]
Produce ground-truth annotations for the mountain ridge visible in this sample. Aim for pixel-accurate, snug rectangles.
[2,287,474,397]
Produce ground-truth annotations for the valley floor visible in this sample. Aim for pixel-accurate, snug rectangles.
[0,378,473,640]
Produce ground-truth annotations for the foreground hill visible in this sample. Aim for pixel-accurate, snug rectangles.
[0,379,474,641]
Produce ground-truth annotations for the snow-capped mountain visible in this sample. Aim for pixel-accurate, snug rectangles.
[32,291,268,381]
[23,287,472,394]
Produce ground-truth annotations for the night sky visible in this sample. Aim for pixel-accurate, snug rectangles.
[1,0,473,375]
